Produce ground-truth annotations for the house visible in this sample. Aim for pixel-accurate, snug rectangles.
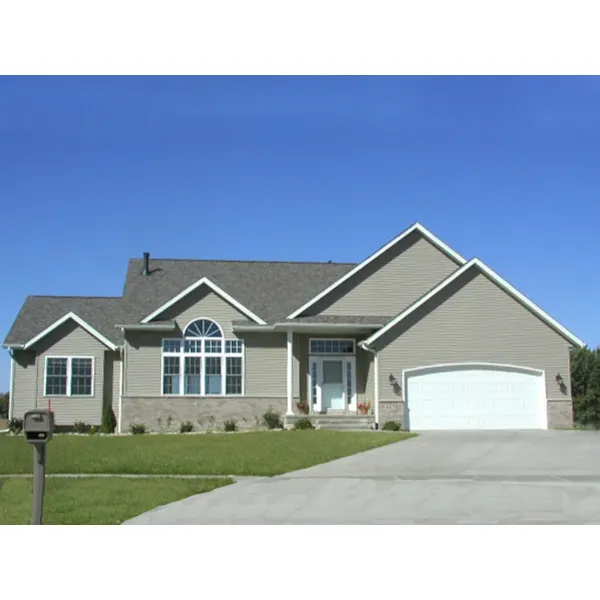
[2,223,584,432]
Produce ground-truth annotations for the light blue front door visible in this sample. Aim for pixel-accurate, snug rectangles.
[321,360,345,410]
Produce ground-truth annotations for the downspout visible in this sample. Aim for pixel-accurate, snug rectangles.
[359,342,380,430]
[118,330,125,434]
[8,349,15,422]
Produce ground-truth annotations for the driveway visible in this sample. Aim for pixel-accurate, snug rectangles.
[124,430,600,524]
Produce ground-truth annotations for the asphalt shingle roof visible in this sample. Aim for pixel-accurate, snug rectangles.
[121,258,356,323]
[3,258,362,346]
[4,296,126,346]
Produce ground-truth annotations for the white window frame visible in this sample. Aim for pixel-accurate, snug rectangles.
[161,318,245,397]
[308,338,356,355]
[43,356,95,397]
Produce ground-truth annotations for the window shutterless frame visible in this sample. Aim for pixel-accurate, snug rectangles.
[308,338,356,355]
[43,356,95,397]
[160,318,245,397]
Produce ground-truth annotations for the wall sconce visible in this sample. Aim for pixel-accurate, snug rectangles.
[555,373,567,395]
[389,373,402,396]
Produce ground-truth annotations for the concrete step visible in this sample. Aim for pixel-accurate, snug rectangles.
[316,422,374,431]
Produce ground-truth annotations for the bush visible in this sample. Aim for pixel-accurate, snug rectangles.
[8,418,23,434]
[101,405,117,434]
[0,393,8,419]
[180,421,194,433]
[89,425,99,435]
[572,347,600,428]
[224,419,237,432]
[73,421,92,434]
[293,418,314,430]
[130,423,147,435]
[382,420,401,431]
[263,409,283,430]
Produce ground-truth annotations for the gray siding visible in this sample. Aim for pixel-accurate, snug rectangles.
[27,320,108,426]
[160,286,244,336]
[126,288,290,399]
[307,232,459,317]
[11,350,37,419]
[375,269,574,428]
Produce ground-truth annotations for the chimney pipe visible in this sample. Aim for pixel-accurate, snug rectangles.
[142,252,150,275]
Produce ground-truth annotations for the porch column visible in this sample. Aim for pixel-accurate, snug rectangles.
[286,331,294,416]
[374,351,380,427]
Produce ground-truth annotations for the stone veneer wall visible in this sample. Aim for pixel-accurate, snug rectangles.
[378,399,573,430]
[121,397,287,433]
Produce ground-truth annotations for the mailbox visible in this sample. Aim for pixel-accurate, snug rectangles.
[23,410,55,444]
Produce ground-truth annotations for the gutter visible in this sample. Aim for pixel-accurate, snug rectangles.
[233,323,385,333]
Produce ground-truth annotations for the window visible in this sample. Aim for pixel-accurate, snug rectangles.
[346,361,353,405]
[162,318,244,396]
[45,357,93,397]
[309,339,355,355]
[311,361,318,405]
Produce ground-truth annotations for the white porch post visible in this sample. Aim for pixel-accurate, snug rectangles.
[286,331,294,416]
[374,351,380,428]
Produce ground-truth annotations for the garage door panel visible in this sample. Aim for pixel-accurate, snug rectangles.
[405,365,546,430]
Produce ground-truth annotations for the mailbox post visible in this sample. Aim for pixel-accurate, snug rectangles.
[23,410,55,525]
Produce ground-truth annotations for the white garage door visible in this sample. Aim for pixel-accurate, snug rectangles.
[405,364,547,430]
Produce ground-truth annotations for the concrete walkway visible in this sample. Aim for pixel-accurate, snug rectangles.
[124,431,600,525]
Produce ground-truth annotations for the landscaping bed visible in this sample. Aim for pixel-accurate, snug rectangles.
[0,477,232,525]
[0,430,414,476]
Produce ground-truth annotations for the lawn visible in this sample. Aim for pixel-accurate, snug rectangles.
[0,477,232,525]
[0,430,414,476]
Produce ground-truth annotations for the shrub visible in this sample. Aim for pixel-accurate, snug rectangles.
[293,418,314,430]
[8,418,23,434]
[180,421,194,433]
[224,419,237,432]
[89,425,99,435]
[0,393,8,419]
[130,423,147,435]
[73,421,92,434]
[101,405,117,434]
[263,409,283,430]
[572,347,600,428]
[382,420,401,431]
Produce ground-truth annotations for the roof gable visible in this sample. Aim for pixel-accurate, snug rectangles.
[286,223,467,319]
[361,258,585,348]
[140,277,267,325]
[22,312,117,350]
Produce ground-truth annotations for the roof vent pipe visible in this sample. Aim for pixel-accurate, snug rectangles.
[142,252,150,275]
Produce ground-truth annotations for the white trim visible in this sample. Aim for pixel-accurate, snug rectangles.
[286,223,467,319]
[286,331,294,416]
[9,350,15,421]
[140,277,266,325]
[43,356,95,398]
[118,345,124,434]
[232,323,385,333]
[373,351,380,426]
[181,316,224,338]
[361,258,585,349]
[23,312,117,351]
[401,362,548,431]
[116,323,176,331]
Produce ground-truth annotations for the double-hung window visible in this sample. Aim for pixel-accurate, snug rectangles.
[162,319,244,396]
[44,357,94,396]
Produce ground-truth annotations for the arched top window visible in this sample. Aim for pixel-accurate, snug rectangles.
[184,318,223,339]
[162,318,244,397]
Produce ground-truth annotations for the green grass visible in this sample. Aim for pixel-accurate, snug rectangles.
[0,477,232,525]
[0,430,414,476]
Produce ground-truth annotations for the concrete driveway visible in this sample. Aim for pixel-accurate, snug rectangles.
[124,430,600,525]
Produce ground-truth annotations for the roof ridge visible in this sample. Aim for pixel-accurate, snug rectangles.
[127,257,356,266]
[28,295,122,300]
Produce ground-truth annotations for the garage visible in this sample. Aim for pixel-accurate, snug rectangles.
[404,363,547,430]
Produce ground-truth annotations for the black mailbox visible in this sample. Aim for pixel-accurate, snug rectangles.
[23,410,55,444]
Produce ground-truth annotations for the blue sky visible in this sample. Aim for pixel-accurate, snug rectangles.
[1,76,599,391]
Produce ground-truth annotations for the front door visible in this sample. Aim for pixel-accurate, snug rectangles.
[310,357,356,412]
[321,360,345,410]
